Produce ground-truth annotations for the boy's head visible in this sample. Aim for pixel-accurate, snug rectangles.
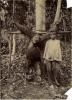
[49,31,56,39]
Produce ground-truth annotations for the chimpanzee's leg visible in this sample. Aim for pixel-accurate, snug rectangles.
[27,59,32,74]
[34,61,41,82]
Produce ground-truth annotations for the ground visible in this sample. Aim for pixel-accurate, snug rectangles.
[1,82,68,99]
[0,41,71,99]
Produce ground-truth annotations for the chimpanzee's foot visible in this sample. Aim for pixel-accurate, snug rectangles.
[35,76,41,82]
[47,78,53,86]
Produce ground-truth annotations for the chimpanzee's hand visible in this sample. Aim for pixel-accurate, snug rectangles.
[44,59,47,64]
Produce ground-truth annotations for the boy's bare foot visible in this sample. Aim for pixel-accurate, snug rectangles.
[54,79,60,87]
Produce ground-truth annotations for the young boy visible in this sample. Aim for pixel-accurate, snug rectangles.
[43,31,62,86]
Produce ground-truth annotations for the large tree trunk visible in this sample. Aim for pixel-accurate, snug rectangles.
[35,0,45,32]
[49,0,62,32]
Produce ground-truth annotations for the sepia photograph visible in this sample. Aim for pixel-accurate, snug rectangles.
[0,0,72,99]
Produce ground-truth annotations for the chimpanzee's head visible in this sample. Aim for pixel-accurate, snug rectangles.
[32,34,40,44]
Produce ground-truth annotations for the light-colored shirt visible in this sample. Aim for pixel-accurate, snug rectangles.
[43,39,62,61]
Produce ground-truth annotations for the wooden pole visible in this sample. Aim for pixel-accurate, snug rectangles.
[11,0,16,61]
[8,33,12,77]
[11,33,16,60]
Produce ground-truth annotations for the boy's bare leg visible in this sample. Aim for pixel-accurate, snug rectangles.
[46,61,53,85]
[52,61,60,86]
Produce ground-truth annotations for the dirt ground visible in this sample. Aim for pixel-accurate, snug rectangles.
[1,56,71,99]
[1,79,68,99]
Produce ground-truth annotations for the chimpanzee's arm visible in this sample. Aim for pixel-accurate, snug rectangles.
[14,21,35,39]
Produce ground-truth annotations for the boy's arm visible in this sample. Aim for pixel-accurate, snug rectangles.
[43,41,48,59]
[58,40,62,61]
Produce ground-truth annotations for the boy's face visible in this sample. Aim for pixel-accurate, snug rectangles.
[50,33,56,39]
